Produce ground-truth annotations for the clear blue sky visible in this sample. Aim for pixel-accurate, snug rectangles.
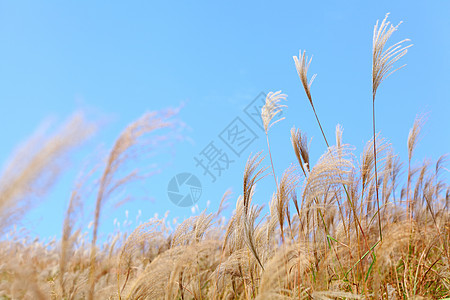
[0,1,449,240]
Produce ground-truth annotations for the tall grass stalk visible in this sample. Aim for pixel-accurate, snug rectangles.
[372,13,411,239]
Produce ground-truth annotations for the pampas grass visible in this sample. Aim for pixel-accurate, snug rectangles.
[262,91,287,188]
[0,14,449,300]
[0,112,95,235]
[88,109,177,300]
[372,13,412,241]
[293,50,329,148]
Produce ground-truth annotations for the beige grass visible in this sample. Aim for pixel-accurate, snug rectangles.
[0,15,449,300]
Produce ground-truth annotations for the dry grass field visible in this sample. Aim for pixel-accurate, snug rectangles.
[0,14,448,299]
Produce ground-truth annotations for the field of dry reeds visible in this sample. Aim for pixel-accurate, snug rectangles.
[0,14,448,299]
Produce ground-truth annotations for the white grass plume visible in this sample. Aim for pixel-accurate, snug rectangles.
[261,91,287,134]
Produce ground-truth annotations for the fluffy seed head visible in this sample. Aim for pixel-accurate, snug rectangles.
[372,13,412,99]
[407,115,425,161]
[293,50,317,105]
[261,91,287,134]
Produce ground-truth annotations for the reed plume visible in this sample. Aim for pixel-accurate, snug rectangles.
[88,109,177,300]
[261,91,287,187]
[372,13,412,240]
[0,112,95,235]
[293,50,328,147]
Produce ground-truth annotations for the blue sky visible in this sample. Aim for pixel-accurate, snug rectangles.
[0,1,449,240]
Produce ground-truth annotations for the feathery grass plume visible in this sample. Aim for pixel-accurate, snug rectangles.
[293,49,374,274]
[242,201,265,270]
[88,109,177,300]
[212,248,257,298]
[381,151,395,205]
[294,47,377,280]
[385,154,403,205]
[261,91,287,134]
[291,127,310,176]
[258,243,312,298]
[261,91,287,187]
[60,166,98,297]
[335,124,344,150]
[359,135,389,210]
[300,144,356,273]
[372,13,412,240]
[335,124,345,177]
[300,144,355,272]
[407,115,425,219]
[117,219,167,298]
[374,219,444,297]
[241,152,267,269]
[407,115,425,165]
[243,152,268,216]
[372,13,412,99]
[122,241,219,299]
[302,145,354,210]
[293,50,316,107]
[0,112,95,235]
[413,161,429,212]
[293,50,329,147]
[276,166,298,242]
[170,210,214,247]
[256,192,279,256]
[0,238,54,300]
[434,155,448,205]
[165,240,221,299]
[215,189,232,218]
[222,195,246,253]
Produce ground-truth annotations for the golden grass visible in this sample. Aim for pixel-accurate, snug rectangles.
[0,15,449,299]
